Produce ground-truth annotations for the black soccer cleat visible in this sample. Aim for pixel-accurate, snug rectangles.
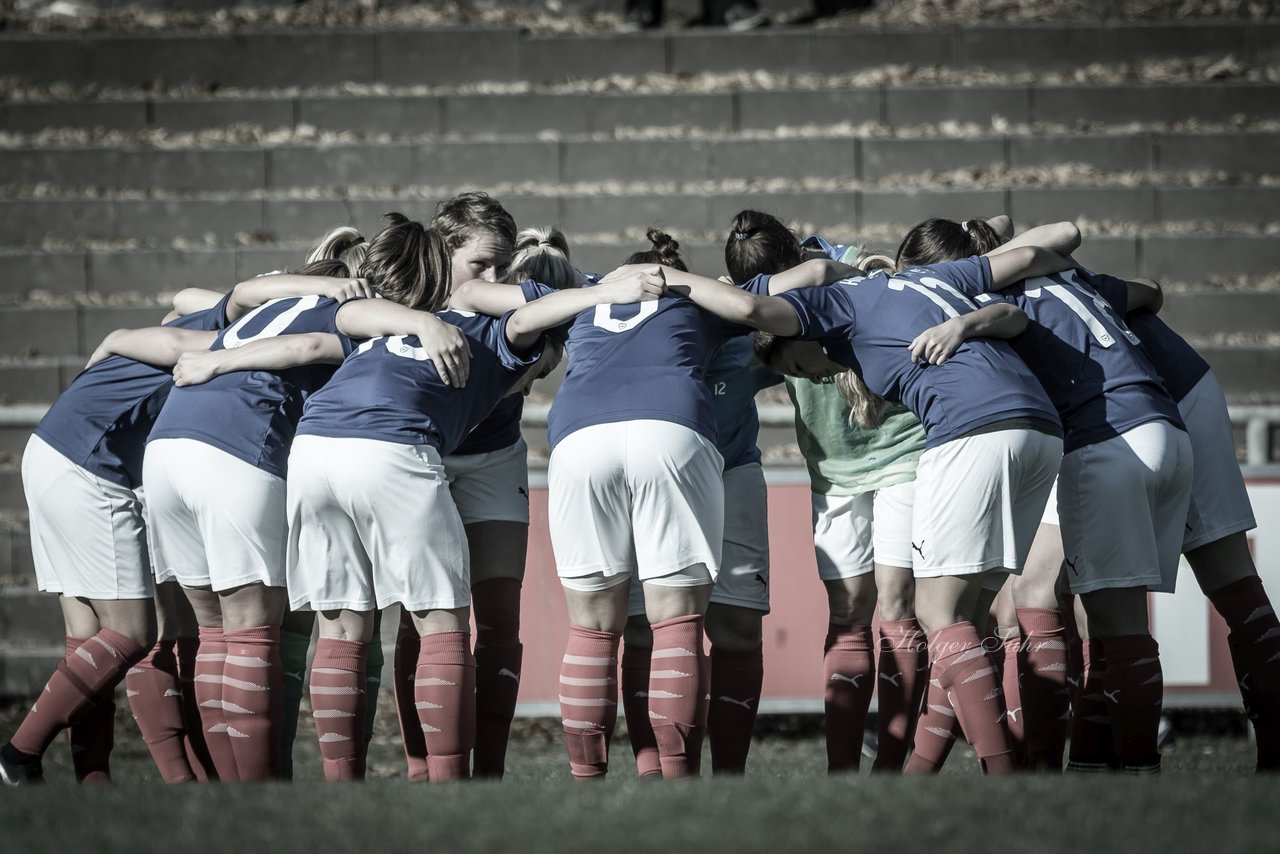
[0,743,45,786]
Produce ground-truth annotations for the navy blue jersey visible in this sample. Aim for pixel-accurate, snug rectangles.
[452,280,559,457]
[1124,309,1210,404]
[947,263,1184,453]
[709,335,782,470]
[149,295,356,478]
[33,295,232,489]
[546,281,764,451]
[778,257,1060,450]
[297,310,542,453]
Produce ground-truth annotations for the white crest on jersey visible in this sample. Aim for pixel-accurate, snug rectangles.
[592,300,658,333]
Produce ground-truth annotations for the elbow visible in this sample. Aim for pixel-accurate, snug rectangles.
[1054,221,1082,255]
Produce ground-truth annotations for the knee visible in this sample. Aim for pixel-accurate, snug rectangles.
[874,572,915,623]
[705,604,763,651]
[825,578,877,626]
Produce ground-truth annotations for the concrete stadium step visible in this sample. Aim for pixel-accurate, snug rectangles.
[4,185,1280,248]
[0,643,63,699]
[2,22,1276,88]
[0,589,63,644]
[3,232,1279,300]
[3,131,1278,192]
[5,82,1279,136]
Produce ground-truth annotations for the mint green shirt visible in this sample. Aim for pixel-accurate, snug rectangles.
[785,377,926,496]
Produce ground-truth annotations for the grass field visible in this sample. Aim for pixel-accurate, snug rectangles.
[3,701,1278,854]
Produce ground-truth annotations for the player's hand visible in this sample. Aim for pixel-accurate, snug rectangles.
[334,278,378,303]
[172,350,222,386]
[416,314,471,388]
[599,266,666,303]
[908,318,965,365]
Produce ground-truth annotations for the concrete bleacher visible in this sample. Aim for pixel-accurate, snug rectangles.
[1,9,1278,693]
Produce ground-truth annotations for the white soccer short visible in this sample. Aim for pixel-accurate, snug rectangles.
[22,435,153,600]
[1041,478,1060,527]
[811,479,915,581]
[911,428,1062,578]
[286,435,470,612]
[1058,419,1194,595]
[628,461,770,616]
[143,438,287,591]
[1179,372,1256,551]
[549,419,724,591]
[443,438,532,526]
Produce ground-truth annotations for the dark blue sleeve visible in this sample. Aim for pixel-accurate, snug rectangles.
[205,291,235,330]
[1082,269,1131,315]
[493,312,545,369]
[740,274,773,297]
[777,285,857,341]
[520,279,557,302]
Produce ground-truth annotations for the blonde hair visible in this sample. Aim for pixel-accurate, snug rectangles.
[507,226,577,291]
[306,226,369,273]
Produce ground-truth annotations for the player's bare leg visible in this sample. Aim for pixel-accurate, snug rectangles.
[466,520,528,778]
[873,565,927,772]
[217,583,287,780]
[914,573,1016,774]
[644,575,714,779]
[560,580,629,781]
[1078,587,1162,774]
[704,602,764,774]
[1009,524,1070,770]
[822,575,877,772]
[312,609,374,781]
[1189,532,1280,771]
[408,606,475,782]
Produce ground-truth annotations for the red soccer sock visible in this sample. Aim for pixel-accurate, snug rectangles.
[823,624,875,773]
[472,578,524,779]
[176,635,213,781]
[648,615,707,779]
[11,629,144,761]
[193,627,238,781]
[708,644,763,774]
[415,630,476,782]
[126,639,196,783]
[65,637,115,785]
[311,637,368,782]
[620,643,661,777]
[904,665,961,774]
[931,622,1016,774]
[560,626,620,780]
[392,611,429,782]
[1067,638,1116,773]
[1100,634,1163,774]
[221,625,283,781]
[999,632,1025,766]
[1016,607,1070,771]
[1208,576,1280,771]
[873,618,928,773]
